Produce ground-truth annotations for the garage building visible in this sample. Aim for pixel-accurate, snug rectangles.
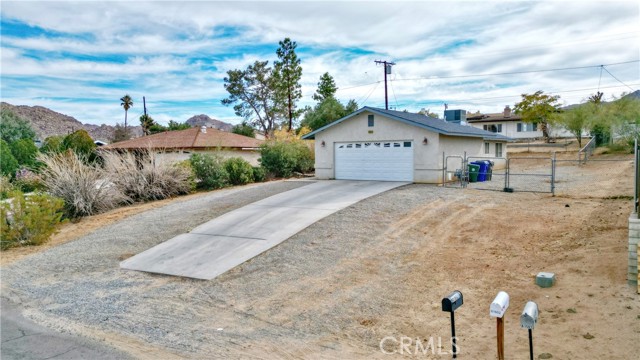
[302,107,510,183]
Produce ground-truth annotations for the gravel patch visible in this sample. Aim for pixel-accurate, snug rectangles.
[1,180,462,357]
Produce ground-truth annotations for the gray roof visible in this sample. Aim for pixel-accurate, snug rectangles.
[302,106,513,141]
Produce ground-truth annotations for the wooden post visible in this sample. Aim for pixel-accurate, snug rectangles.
[497,316,505,360]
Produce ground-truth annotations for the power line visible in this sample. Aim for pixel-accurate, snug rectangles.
[428,83,640,104]
[392,60,639,82]
[602,66,637,92]
[336,60,639,92]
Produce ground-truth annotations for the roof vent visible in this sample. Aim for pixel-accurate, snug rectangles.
[200,125,207,134]
[504,105,512,118]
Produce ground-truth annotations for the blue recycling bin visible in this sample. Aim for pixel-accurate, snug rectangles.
[471,161,488,182]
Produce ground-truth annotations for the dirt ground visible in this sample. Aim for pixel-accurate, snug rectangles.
[2,154,639,359]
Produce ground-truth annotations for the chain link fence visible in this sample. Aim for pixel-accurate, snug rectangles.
[442,149,634,196]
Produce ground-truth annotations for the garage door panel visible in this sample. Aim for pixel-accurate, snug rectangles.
[335,141,413,181]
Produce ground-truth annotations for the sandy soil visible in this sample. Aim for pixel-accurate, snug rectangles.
[2,155,638,359]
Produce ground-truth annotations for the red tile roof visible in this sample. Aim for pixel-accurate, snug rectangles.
[102,127,262,150]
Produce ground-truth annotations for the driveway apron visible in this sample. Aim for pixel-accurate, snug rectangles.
[120,180,407,280]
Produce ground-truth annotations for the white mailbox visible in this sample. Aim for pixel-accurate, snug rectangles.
[520,301,539,330]
[490,291,510,318]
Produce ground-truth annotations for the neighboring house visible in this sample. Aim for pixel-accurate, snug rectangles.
[102,126,263,165]
[467,106,583,140]
[302,107,511,183]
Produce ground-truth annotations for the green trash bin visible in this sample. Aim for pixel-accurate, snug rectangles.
[468,164,480,183]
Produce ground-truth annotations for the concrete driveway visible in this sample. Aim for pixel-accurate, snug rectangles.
[120,180,407,280]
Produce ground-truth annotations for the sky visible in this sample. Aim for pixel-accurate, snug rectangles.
[1,0,639,127]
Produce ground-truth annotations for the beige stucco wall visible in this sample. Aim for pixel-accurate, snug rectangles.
[154,149,261,166]
[313,111,507,183]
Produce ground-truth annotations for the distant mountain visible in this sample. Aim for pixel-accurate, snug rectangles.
[561,90,640,110]
[186,114,234,132]
[622,90,640,100]
[1,102,142,141]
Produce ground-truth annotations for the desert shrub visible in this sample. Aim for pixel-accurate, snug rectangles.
[102,150,193,201]
[259,140,314,178]
[224,157,254,186]
[40,135,65,154]
[189,153,229,189]
[38,152,128,217]
[252,166,266,182]
[14,168,44,192]
[0,108,36,144]
[0,139,19,177]
[0,190,65,250]
[175,159,197,192]
[295,142,314,173]
[0,176,14,199]
[601,141,632,154]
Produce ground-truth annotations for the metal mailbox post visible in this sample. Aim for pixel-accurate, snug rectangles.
[520,301,539,360]
[442,290,463,358]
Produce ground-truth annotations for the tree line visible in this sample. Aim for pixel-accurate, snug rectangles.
[514,90,640,148]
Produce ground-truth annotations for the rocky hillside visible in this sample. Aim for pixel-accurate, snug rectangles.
[1,102,142,141]
[186,114,233,131]
[1,102,235,142]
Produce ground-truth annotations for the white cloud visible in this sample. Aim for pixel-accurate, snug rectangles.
[1,1,638,124]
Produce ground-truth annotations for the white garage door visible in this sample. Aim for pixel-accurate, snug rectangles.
[335,141,414,181]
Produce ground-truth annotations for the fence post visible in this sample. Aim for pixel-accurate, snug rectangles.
[635,139,639,215]
[442,152,446,187]
[551,152,556,196]
[505,158,510,190]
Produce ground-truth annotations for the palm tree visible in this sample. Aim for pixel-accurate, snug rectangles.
[139,114,155,136]
[120,94,133,131]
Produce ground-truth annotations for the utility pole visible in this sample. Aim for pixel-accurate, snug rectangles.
[143,96,147,116]
[375,60,395,110]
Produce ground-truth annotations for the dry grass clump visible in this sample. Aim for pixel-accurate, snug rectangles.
[102,150,193,202]
[38,152,128,217]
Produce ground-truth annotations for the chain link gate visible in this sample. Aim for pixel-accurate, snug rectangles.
[442,152,555,194]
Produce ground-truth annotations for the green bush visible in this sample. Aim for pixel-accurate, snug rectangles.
[63,129,96,161]
[10,138,38,168]
[40,135,65,154]
[252,166,266,182]
[259,140,314,178]
[224,157,254,186]
[189,153,229,189]
[0,139,19,177]
[0,190,65,250]
[0,109,36,144]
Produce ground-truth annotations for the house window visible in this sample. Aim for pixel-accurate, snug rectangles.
[483,124,502,133]
[484,142,490,154]
[368,115,374,127]
[495,143,503,158]
[403,141,412,148]
[517,123,538,132]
